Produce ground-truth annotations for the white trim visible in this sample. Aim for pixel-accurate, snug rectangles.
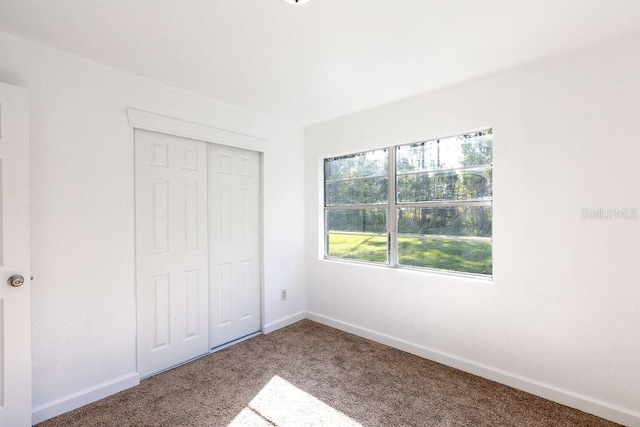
[28,314,640,426]
[126,107,268,152]
[263,311,306,334]
[306,312,640,427]
[31,373,140,425]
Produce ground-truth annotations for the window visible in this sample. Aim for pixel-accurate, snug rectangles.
[324,129,493,277]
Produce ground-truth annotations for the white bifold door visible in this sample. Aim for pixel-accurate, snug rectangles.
[135,130,261,378]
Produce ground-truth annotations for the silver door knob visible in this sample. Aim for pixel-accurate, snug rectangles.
[7,275,25,287]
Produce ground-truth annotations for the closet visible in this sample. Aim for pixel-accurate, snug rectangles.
[132,116,262,378]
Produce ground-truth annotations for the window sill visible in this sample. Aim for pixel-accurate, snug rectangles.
[321,256,493,282]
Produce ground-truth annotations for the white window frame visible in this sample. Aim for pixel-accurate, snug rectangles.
[324,129,493,279]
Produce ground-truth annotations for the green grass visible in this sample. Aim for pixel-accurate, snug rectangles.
[327,233,388,263]
[328,233,492,275]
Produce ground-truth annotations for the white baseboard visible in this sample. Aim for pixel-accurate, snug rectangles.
[30,311,304,425]
[263,311,306,334]
[32,373,140,425]
[30,315,640,427]
[306,311,640,427]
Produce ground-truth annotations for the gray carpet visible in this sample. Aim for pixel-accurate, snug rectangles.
[38,320,620,426]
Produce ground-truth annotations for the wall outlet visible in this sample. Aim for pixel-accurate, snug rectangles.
[281,289,287,301]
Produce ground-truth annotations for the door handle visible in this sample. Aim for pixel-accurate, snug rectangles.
[7,275,25,287]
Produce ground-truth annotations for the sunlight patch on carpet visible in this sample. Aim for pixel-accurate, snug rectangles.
[229,376,361,426]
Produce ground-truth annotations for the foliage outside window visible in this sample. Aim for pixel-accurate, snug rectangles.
[324,129,493,277]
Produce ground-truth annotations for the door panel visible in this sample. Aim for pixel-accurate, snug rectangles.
[209,144,261,348]
[0,82,31,426]
[135,130,209,377]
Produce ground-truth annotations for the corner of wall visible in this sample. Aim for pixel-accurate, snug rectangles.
[263,311,306,335]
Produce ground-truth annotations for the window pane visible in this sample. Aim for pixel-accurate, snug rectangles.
[396,131,492,173]
[326,209,387,233]
[326,209,388,263]
[326,177,388,206]
[397,206,492,238]
[327,233,388,264]
[325,149,388,181]
[397,168,492,202]
[398,236,492,275]
[326,209,388,262]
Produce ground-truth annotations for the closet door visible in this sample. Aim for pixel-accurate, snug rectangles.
[209,144,261,348]
[135,130,209,377]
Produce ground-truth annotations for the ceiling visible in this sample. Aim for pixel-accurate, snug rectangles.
[1,0,639,126]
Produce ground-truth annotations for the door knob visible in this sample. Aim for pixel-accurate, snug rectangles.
[7,275,25,287]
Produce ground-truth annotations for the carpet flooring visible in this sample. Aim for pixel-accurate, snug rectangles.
[37,320,621,426]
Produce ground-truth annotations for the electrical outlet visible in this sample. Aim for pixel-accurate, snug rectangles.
[281,289,287,301]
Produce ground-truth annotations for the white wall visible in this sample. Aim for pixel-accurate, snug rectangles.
[305,34,640,426]
[0,32,306,421]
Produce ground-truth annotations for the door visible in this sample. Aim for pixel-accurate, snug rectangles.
[0,82,31,426]
[209,144,261,348]
[135,130,209,377]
